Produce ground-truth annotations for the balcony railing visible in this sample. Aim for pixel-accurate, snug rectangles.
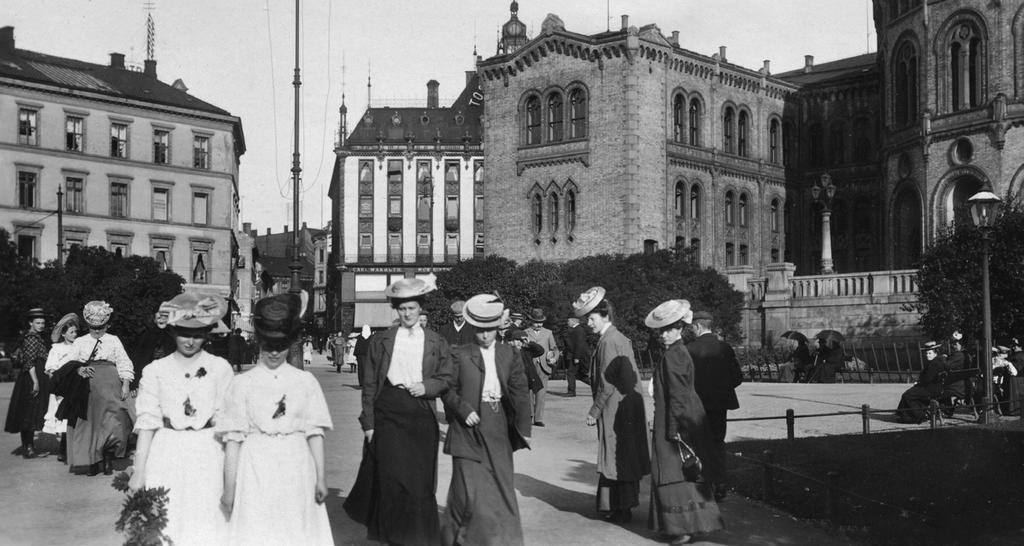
[789,269,918,300]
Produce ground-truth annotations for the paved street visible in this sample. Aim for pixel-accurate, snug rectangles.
[0,353,967,545]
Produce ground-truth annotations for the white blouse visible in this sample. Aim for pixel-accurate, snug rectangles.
[44,342,77,374]
[479,343,502,402]
[217,363,332,442]
[70,333,134,381]
[134,352,234,432]
[387,325,425,387]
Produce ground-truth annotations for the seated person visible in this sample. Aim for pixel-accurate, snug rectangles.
[778,338,811,383]
[939,335,970,416]
[896,341,946,424]
[992,345,1019,414]
[807,338,843,383]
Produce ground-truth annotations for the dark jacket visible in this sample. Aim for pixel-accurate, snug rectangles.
[563,324,591,367]
[129,326,176,389]
[358,326,454,431]
[438,321,477,348]
[442,343,532,459]
[686,333,743,412]
[917,355,947,396]
[51,361,90,427]
[227,333,247,365]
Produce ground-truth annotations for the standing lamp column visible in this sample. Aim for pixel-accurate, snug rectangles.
[967,190,1002,424]
[810,173,837,274]
[287,0,304,369]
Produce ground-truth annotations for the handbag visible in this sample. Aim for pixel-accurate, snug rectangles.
[673,433,703,482]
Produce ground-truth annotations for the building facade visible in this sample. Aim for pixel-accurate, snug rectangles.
[329,75,484,332]
[0,26,245,297]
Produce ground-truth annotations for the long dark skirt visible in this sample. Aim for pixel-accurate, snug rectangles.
[366,382,441,546]
[442,402,522,546]
[596,474,640,513]
[4,364,50,434]
[67,362,132,474]
[896,385,935,424]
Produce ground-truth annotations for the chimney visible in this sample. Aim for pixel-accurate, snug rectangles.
[670,31,679,46]
[427,80,439,108]
[621,15,629,30]
[109,52,125,69]
[302,221,308,230]
[242,222,251,234]
[266,227,271,235]
[284,225,289,233]
[804,55,814,73]
[762,60,771,75]
[143,59,157,78]
[719,46,727,63]
[0,26,13,51]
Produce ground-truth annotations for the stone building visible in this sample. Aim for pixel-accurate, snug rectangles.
[0,26,246,297]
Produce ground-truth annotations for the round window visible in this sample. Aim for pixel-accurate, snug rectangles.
[951,138,973,164]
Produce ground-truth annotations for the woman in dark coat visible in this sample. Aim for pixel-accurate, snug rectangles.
[4,308,50,458]
[345,278,454,546]
[440,294,532,546]
[572,286,650,523]
[896,341,946,423]
[645,300,724,545]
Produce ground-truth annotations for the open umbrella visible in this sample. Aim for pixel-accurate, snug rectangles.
[815,329,845,344]
[780,331,808,343]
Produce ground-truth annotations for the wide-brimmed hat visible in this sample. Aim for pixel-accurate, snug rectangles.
[385,277,435,299]
[571,286,606,318]
[994,345,1010,354]
[450,300,466,314]
[464,294,505,328]
[645,299,693,328]
[921,341,942,351]
[528,308,546,323]
[253,294,302,340]
[166,292,228,329]
[26,308,46,320]
[83,301,113,327]
[51,313,80,343]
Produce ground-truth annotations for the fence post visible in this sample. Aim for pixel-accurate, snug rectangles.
[786,409,795,440]
[825,470,840,526]
[761,450,774,502]
[861,404,871,435]
[929,400,940,428]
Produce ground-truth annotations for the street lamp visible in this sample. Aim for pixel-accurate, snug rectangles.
[967,190,1002,423]
[810,173,837,274]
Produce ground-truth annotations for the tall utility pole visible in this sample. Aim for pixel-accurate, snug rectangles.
[288,0,304,368]
[56,188,64,270]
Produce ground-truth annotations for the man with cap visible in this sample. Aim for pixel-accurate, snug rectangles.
[896,341,947,423]
[129,302,177,395]
[562,316,591,396]
[439,300,477,348]
[440,294,532,545]
[525,308,560,427]
[510,312,525,330]
[687,310,742,502]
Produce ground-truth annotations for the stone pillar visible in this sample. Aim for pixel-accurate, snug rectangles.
[761,262,796,346]
[820,209,834,274]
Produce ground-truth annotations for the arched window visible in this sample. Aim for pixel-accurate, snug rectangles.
[738,193,749,227]
[531,193,543,235]
[808,123,824,166]
[566,189,577,233]
[830,122,845,166]
[548,192,560,232]
[689,185,701,219]
[894,41,918,126]
[547,93,564,142]
[525,96,541,145]
[569,89,587,139]
[689,238,701,265]
[688,98,701,146]
[725,242,735,266]
[738,110,749,157]
[723,107,735,154]
[950,23,983,111]
[673,94,685,143]
[770,198,780,233]
[769,118,780,164]
[725,191,735,225]
[674,181,685,217]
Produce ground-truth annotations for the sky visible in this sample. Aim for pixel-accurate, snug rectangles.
[8,0,877,233]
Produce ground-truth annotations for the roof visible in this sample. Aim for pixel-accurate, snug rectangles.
[253,226,324,259]
[257,255,314,277]
[0,47,233,118]
[775,53,878,86]
[346,74,483,146]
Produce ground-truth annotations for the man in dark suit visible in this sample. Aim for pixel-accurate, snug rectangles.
[686,310,743,501]
[438,300,477,348]
[562,316,591,396]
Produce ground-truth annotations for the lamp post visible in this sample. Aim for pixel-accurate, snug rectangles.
[967,190,1002,423]
[810,172,837,274]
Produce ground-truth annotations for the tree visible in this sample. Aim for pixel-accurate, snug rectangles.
[915,196,1024,346]
[0,229,40,342]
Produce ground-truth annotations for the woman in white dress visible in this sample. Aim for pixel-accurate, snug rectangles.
[43,313,79,462]
[128,292,233,545]
[219,293,334,546]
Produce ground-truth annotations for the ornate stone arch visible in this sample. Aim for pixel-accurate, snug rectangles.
[890,180,923,269]
[933,9,990,113]
[931,164,991,230]
[519,90,544,146]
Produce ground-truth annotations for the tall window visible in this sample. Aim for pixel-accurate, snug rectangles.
[18,171,37,208]
[689,238,701,265]
[66,116,84,152]
[688,99,701,146]
[723,107,735,153]
[725,242,735,266]
[18,234,37,261]
[674,182,685,217]
[388,195,402,217]
[110,123,129,158]
[152,187,169,221]
[192,245,210,284]
[153,246,171,271]
[547,93,564,142]
[950,23,983,111]
[548,193,559,233]
[725,191,735,225]
[387,233,402,262]
[445,196,459,221]
[770,199,780,232]
[417,193,431,221]
[690,185,701,219]
[769,118,780,164]
[153,129,170,164]
[192,191,209,225]
[359,196,373,218]
[445,233,459,260]
[525,96,541,145]
[738,193,748,227]
[569,89,587,139]
[110,182,129,217]
[193,135,210,169]
[474,195,484,221]
[737,110,749,157]
[894,41,918,126]
[18,109,38,146]
[532,193,543,235]
[673,94,685,143]
[566,189,577,234]
[66,177,85,213]
[739,244,749,266]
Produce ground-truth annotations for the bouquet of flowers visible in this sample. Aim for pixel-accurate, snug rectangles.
[111,470,172,546]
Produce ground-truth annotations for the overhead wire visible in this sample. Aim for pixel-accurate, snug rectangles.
[263,0,287,199]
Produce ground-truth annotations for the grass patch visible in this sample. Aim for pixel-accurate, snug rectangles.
[728,424,1024,545]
